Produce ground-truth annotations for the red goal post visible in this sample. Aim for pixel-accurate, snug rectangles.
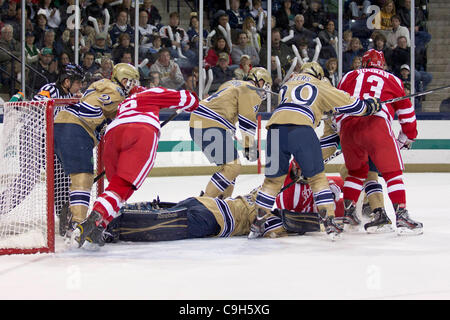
[0,98,104,255]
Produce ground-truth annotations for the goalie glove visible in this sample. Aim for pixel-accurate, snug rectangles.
[397,131,414,150]
[363,97,382,116]
[244,145,259,162]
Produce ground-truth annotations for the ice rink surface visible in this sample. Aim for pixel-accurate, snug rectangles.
[1,172,449,300]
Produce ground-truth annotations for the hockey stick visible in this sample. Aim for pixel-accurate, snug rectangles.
[277,150,343,196]
[382,84,450,104]
[93,109,183,183]
[246,85,280,96]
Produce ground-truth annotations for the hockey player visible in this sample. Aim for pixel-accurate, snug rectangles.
[189,67,272,199]
[102,192,321,244]
[276,160,345,218]
[33,64,84,101]
[337,49,423,235]
[70,86,200,248]
[321,115,390,232]
[56,63,140,237]
[249,62,382,240]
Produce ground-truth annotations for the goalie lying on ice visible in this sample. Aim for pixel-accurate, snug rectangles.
[102,192,321,243]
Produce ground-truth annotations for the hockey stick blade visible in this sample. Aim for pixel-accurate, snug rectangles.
[246,85,280,96]
[382,84,450,104]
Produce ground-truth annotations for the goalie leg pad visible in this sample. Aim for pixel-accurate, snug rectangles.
[109,204,190,242]
[278,209,321,234]
[107,198,220,242]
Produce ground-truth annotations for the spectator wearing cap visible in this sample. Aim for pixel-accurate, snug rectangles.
[204,36,232,69]
[231,32,260,67]
[32,47,58,92]
[25,32,40,64]
[90,32,112,60]
[112,33,135,64]
[149,48,184,89]
[234,54,252,80]
[209,52,234,93]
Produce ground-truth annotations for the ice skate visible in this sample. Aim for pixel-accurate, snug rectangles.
[343,200,361,226]
[319,210,343,241]
[248,208,269,239]
[70,211,105,248]
[364,207,394,233]
[395,205,423,236]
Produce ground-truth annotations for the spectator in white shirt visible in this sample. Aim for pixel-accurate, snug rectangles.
[386,15,410,49]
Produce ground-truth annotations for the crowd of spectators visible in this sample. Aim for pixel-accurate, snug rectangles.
[0,0,431,109]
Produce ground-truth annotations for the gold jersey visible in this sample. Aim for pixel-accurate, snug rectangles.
[189,80,262,148]
[267,74,368,129]
[54,79,126,143]
[195,195,287,238]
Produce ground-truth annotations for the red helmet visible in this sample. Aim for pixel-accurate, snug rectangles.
[362,49,385,69]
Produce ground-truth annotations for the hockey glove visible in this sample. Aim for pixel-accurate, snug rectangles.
[363,97,382,116]
[397,131,414,150]
[244,146,259,162]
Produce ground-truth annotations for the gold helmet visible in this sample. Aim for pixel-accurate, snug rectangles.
[248,67,272,87]
[111,63,140,94]
[247,67,272,100]
[300,62,324,80]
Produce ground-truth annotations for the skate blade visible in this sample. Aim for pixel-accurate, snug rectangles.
[365,224,395,234]
[396,226,423,236]
[327,232,342,241]
[248,230,262,239]
[343,223,360,233]
[69,229,83,248]
[82,241,102,251]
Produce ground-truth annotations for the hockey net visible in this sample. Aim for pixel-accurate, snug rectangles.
[0,99,104,255]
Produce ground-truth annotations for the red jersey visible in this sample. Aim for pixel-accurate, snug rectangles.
[106,87,198,134]
[275,162,344,217]
[337,68,417,140]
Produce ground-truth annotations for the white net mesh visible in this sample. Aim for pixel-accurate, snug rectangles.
[0,100,103,254]
[0,101,50,250]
